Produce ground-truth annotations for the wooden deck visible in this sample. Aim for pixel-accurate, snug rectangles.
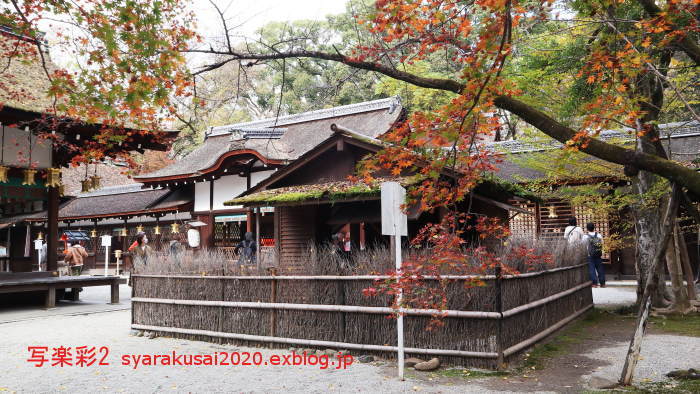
[0,272,124,309]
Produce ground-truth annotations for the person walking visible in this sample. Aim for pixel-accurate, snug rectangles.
[235,232,257,265]
[129,232,153,266]
[585,222,605,288]
[64,241,88,276]
[564,217,584,244]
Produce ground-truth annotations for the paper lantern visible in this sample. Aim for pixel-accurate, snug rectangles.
[136,224,144,233]
[170,223,179,234]
[90,229,97,238]
[120,227,127,236]
[0,166,8,183]
[90,175,101,190]
[46,168,61,187]
[22,169,37,186]
[81,179,92,193]
[154,225,161,235]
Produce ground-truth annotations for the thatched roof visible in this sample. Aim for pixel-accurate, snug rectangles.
[226,178,410,207]
[135,97,403,181]
[0,32,58,114]
[0,183,191,224]
[487,121,700,183]
[60,162,136,197]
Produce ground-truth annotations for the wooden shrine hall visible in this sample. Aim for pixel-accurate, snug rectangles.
[0,27,176,307]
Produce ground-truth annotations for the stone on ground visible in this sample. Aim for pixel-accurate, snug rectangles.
[414,358,440,371]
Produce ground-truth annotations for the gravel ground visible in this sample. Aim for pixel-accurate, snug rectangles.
[581,333,700,388]
[0,309,504,393]
[0,284,696,392]
[591,286,638,307]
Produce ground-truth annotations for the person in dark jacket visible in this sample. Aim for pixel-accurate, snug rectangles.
[235,232,257,265]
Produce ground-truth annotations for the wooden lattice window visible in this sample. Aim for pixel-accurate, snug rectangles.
[214,222,243,247]
[508,201,538,239]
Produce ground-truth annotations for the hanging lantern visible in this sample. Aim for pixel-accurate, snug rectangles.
[120,227,127,237]
[136,224,144,233]
[90,175,101,190]
[81,179,92,193]
[0,166,8,183]
[46,168,61,187]
[547,205,558,218]
[170,222,179,234]
[37,231,44,240]
[154,225,161,235]
[58,184,65,197]
[22,169,37,186]
[90,228,97,238]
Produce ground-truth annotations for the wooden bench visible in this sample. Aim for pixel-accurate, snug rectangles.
[0,272,124,309]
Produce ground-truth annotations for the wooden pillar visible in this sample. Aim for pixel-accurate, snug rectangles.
[47,186,59,272]
[44,285,56,309]
[255,208,261,267]
[209,180,215,249]
[110,279,120,304]
[122,217,128,252]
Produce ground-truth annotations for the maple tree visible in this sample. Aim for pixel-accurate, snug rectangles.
[0,0,197,167]
[2,0,699,384]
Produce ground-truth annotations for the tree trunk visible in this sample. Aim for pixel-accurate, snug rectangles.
[632,173,669,307]
[676,229,698,301]
[664,225,691,312]
[620,184,680,385]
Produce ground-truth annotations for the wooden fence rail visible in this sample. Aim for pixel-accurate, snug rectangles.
[131,263,593,368]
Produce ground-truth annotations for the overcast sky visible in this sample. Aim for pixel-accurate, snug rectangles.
[193,0,348,39]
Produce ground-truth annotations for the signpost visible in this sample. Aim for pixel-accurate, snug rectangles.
[101,235,112,276]
[381,181,408,380]
[34,239,43,271]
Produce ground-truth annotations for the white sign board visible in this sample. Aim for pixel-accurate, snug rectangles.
[381,182,408,236]
[100,235,112,247]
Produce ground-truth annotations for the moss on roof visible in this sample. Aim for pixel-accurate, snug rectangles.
[226,177,418,206]
[478,173,543,203]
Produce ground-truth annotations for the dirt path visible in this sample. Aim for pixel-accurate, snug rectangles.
[398,310,700,393]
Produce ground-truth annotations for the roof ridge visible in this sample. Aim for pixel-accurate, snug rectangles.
[485,121,700,154]
[207,96,401,138]
[76,183,159,198]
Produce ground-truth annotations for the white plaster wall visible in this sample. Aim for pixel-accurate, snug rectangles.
[213,175,247,210]
[194,170,277,212]
[194,181,210,212]
[251,169,276,188]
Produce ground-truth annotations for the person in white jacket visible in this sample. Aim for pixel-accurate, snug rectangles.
[563,217,584,244]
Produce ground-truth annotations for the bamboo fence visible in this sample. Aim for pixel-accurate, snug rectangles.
[131,263,592,368]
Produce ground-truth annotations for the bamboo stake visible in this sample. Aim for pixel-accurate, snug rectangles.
[130,263,586,281]
[503,305,593,357]
[131,297,502,318]
[620,183,680,386]
[131,323,500,359]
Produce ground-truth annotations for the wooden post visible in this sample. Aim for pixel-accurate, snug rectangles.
[45,285,56,309]
[337,279,346,342]
[110,279,120,304]
[495,264,504,369]
[47,186,59,273]
[270,268,277,339]
[255,208,261,268]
